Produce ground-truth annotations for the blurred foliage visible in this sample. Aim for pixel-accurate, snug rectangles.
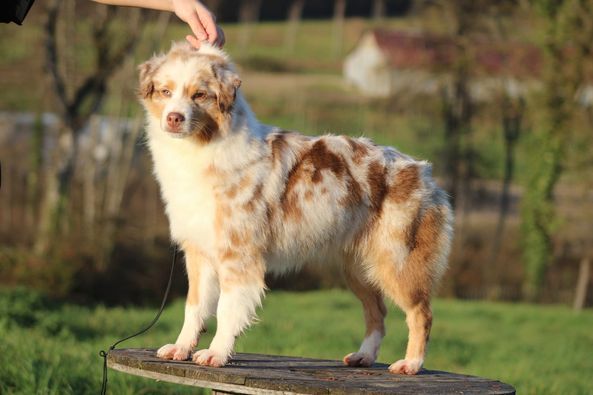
[521,0,593,300]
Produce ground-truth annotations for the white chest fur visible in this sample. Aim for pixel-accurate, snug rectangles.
[147,126,217,254]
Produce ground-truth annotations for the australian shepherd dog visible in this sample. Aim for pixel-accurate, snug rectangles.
[138,42,453,375]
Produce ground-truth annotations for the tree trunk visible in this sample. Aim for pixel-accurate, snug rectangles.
[34,127,78,255]
[26,114,44,231]
[36,0,143,255]
[238,0,263,56]
[1,165,13,233]
[521,8,578,301]
[284,0,306,54]
[520,0,593,301]
[441,69,472,211]
[82,116,101,241]
[487,95,523,299]
[97,117,142,270]
[94,13,170,268]
[573,257,591,311]
[332,0,347,58]
[372,0,386,20]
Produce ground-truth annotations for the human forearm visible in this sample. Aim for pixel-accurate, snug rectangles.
[90,0,224,48]
[91,0,173,12]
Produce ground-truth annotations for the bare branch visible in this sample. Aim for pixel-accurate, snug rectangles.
[44,0,69,122]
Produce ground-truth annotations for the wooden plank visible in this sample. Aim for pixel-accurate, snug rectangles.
[107,348,515,395]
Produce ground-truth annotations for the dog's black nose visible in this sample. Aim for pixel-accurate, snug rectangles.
[167,112,185,130]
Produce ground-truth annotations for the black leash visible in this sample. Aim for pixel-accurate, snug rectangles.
[99,246,179,395]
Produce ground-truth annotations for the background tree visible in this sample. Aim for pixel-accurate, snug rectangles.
[35,0,143,255]
[521,0,593,300]
[284,0,306,54]
[238,0,263,55]
[372,0,386,20]
[430,0,483,210]
[332,0,347,57]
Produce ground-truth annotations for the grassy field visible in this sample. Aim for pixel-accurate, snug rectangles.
[1,287,592,395]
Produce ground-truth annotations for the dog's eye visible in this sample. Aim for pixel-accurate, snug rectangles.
[192,91,207,101]
[160,89,171,97]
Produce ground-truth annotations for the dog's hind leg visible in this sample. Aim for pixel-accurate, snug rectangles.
[157,244,219,361]
[193,253,266,367]
[374,204,451,375]
[342,261,387,367]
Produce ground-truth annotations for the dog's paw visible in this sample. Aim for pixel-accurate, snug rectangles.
[388,359,423,375]
[343,352,375,367]
[156,344,192,361]
[192,349,228,367]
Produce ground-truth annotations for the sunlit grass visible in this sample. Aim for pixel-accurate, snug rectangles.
[1,287,592,394]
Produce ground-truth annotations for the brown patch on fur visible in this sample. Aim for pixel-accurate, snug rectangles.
[367,161,388,211]
[368,205,446,314]
[238,176,252,191]
[281,139,362,213]
[268,133,289,167]
[307,140,346,181]
[308,140,362,206]
[410,288,430,308]
[243,200,255,212]
[252,183,263,200]
[243,184,264,212]
[214,203,230,234]
[138,58,162,99]
[220,248,239,261]
[281,137,350,217]
[164,80,177,91]
[212,63,240,113]
[282,192,302,220]
[304,190,314,201]
[280,152,308,220]
[412,206,445,264]
[183,79,217,100]
[145,100,165,121]
[405,208,423,251]
[191,109,219,144]
[388,165,420,203]
[225,186,238,199]
[346,137,370,164]
[229,230,245,246]
[227,176,252,200]
[340,175,363,207]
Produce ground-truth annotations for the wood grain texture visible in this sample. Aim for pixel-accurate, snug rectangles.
[107,348,515,394]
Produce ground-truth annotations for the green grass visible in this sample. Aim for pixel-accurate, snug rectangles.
[1,287,592,394]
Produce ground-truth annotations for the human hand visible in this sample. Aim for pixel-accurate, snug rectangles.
[172,0,225,48]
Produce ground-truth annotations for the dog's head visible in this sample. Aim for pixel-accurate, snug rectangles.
[138,42,241,142]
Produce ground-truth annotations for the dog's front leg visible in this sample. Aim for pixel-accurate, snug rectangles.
[157,245,219,361]
[193,256,265,367]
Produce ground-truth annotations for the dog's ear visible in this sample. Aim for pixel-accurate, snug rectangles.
[138,55,164,99]
[212,63,241,113]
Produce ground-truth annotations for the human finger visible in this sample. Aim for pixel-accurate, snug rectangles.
[202,15,218,44]
[187,12,208,42]
[186,34,201,48]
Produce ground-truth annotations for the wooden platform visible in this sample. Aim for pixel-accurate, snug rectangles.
[107,349,515,394]
[107,348,515,394]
